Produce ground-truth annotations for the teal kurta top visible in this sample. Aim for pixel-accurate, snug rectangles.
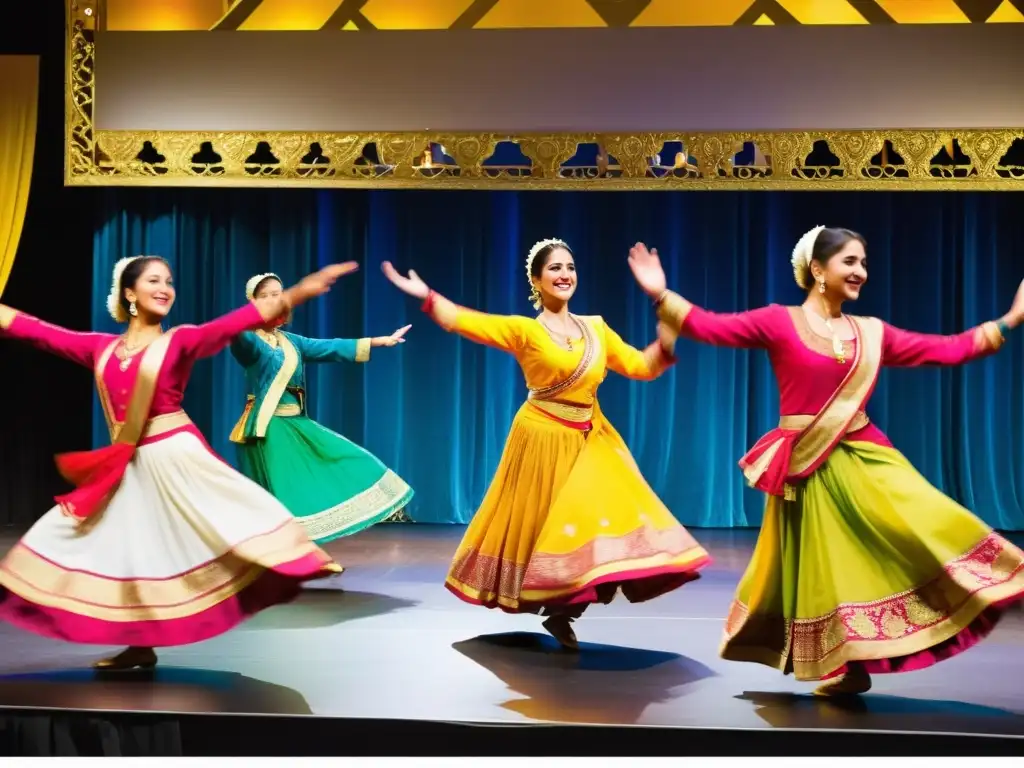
[229,329,370,442]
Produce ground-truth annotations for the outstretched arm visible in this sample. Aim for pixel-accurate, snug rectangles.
[628,242,774,350]
[422,291,530,354]
[382,262,529,354]
[882,321,1007,367]
[291,333,371,364]
[0,304,109,368]
[178,262,361,360]
[884,278,1024,366]
[655,291,776,349]
[604,321,677,381]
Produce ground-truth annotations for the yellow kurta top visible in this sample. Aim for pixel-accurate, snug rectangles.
[424,293,710,612]
[430,295,675,424]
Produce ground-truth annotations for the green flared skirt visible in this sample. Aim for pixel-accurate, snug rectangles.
[237,415,414,545]
[721,440,1024,681]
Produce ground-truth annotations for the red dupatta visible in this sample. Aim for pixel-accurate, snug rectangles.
[55,330,178,522]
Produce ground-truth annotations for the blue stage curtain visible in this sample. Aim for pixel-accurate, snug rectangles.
[91,189,1024,529]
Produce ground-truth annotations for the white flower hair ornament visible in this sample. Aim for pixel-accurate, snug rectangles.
[525,238,570,310]
[246,272,282,301]
[106,255,144,323]
[790,225,826,289]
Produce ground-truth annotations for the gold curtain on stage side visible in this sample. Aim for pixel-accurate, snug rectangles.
[0,56,39,298]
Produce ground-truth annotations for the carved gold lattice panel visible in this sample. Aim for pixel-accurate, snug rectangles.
[66,1,1024,190]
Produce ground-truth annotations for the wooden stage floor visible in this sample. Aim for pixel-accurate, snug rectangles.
[0,525,1023,741]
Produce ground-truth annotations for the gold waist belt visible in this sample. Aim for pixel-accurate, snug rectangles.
[141,410,192,439]
[778,410,869,433]
[527,396,594,424]
[243,394,302,417]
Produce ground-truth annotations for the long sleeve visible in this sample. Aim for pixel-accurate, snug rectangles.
[292,333,371,364]
[422,291,530,354]
[655,290,776,349]
[175,303,266,360]
[881,321,1004,368]
[604,321,676,381]
[230,331,262,367]
[0,304,109,368]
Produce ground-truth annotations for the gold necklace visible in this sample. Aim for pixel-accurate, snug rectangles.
[822,315,846,364]
[116,333,157,371]
[539,316,578,352]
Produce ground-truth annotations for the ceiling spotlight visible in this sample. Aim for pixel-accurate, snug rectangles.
[84,7,93,15]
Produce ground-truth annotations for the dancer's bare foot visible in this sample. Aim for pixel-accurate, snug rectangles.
[93,646,158,671]
[542,615,580,651]
[813,663,871,697]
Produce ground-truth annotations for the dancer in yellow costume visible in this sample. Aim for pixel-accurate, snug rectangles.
[382,239,710,649]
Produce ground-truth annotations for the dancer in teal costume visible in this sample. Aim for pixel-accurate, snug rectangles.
[230,273,414,544]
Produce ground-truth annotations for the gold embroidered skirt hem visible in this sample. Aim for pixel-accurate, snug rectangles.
[720,440,1024,681]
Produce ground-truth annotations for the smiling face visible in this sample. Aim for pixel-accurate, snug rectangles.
[532,245,577,306]
[811,237,868,303]
[124,259,175,320]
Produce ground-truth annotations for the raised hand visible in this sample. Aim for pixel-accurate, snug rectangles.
[627,242,667,300]
[290,262,360,304]
[1007,277,1024,329]
[374,324,412,347]
[381,262,430,300]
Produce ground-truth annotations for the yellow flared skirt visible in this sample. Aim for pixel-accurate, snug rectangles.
[445,402,710,612]
[721,440,1024,681]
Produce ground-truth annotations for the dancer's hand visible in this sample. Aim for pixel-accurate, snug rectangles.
[257,263,359,325]
[1005,277,1024,329]
[373,324,412,347]
[628,242,667,300]
[381,262,429,300]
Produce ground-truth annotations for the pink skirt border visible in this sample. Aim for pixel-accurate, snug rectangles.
[447,556,711,614]
[822,594,1024,680]
[0,552,335,647]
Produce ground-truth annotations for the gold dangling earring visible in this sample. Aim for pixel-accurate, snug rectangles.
[529,285,541,310]
[129,300,138,316]
[818,279,826,295]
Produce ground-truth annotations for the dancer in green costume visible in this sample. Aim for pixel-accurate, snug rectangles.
[230,273,414,544]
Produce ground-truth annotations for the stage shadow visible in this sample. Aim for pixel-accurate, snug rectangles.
[0,667,312,715]
[738,690,1024,736]
[453,632,716,725]
[240,588,418,630]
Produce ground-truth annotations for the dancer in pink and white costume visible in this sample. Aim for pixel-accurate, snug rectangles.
[0,256,357,670]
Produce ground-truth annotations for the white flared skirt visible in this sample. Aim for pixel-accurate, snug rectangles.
[0,431,338,646]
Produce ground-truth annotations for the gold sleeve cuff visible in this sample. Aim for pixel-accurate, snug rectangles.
[0,305,16,330]
[427,293,459,331]
[355,337,371,362]
[655,291,693,331]
[980,321,1005,351]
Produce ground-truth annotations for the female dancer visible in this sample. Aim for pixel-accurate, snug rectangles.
[381,238,711,649]
[229,272,415,543]
[627,228,1024,695]
[0,255,356,670]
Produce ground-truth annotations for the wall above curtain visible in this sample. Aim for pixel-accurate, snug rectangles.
[91,187,1024,530]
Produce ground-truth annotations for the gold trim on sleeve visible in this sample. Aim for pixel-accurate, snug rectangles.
[0,305,15,329]
[355,337,371,362]
[655,291,693,331]
[980,321,1006,351]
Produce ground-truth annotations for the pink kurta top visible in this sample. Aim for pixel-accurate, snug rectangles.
[681,303,993,449]
[4,303,264,439]
[1,303,267,520]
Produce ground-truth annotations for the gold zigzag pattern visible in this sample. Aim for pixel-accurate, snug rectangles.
[102,0,1024,30]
